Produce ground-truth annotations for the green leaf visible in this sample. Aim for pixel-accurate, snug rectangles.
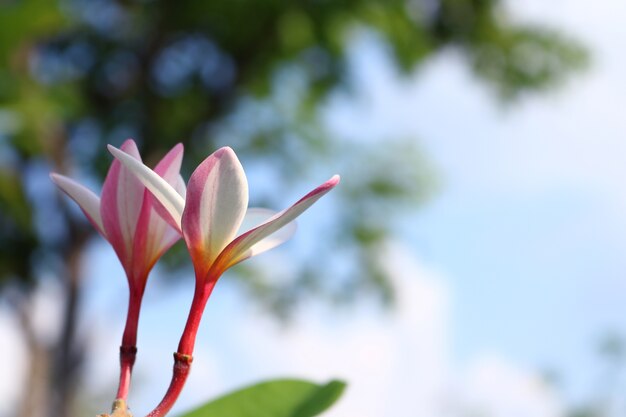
[178,378,346,417]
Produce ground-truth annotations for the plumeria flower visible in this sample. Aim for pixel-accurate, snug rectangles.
[108,144,339,417]
[50,139,185,403]
[51,140,185,284]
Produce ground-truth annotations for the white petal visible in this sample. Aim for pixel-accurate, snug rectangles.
[181,147,248,275]
[237,208,277,236]
[50,173,105,237]
[217,175,339,270]
[237,207,297,258]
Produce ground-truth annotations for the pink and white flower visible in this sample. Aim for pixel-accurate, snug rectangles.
[51,139,186,402]
[107,144,338,416]
[108,145,339,284]
[51,139,185,286]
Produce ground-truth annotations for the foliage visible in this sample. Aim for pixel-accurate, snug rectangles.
[179,379,345,417]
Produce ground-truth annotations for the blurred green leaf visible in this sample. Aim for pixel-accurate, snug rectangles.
[0,0,65,67]
[178,379,346,417]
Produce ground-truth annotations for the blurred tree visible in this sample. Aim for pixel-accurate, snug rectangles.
[0,0,586,416]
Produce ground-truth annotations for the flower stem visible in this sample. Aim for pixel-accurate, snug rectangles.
[177,280,215,355]
[116,285,144,401]
[144,278,216,417]
[144,353,193,417]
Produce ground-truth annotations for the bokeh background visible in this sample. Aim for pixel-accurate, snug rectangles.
[1,0,625,416]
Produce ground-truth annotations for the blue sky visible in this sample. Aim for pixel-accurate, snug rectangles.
[322,0,626,411]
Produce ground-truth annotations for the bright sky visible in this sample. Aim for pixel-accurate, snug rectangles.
[1,1,626,416]
[325,0,626,413]
[325,0,626,410]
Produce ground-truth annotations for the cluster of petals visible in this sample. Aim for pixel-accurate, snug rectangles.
[50,140,185,286]
[108,145,340,281]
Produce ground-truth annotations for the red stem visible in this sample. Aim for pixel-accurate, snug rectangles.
[116,284,145,401]
[144,277,216,417]
[144,353,193,417]
[178,279,215,355]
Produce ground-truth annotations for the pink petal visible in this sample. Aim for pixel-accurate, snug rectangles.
[108,144,185,232]
[50,173,106,237]
[148,143,185,232]
[130,202,181,282]
[154,143,184,178]
[212,175,339,274]
[131,144,185,279]
[181,147,248,278]
[101,139,145,269]
[174,174,187,200]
